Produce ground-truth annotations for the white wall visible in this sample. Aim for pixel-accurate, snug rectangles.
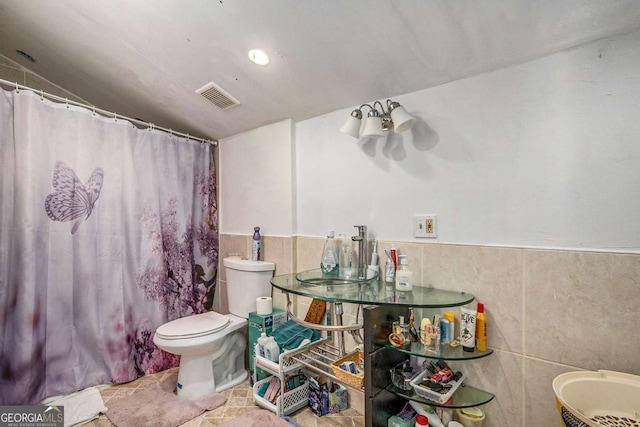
[219,119,294,236]
[296,30,640,252]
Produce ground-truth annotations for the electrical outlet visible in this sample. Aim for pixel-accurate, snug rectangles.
[414,214,437,238]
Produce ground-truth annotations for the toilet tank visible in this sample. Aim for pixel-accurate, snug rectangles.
[223,257,275,318]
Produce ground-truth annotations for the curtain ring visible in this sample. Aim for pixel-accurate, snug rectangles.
[92,105,96,116]
[65,98,69,109]
[114,112,117,122]
[40,90,44,101]
[169,129,173,137]
[15,82,19,93]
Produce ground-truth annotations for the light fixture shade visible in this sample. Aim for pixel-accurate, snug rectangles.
[340,114,362,138]
[362,115,384,138]
[390,105,416,133]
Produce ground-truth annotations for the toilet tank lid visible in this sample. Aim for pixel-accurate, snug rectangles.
[223,257,275,272]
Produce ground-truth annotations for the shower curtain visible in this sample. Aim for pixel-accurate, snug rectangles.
[0,88,219,404]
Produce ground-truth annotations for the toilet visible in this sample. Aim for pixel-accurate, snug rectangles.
[153,257,275,400]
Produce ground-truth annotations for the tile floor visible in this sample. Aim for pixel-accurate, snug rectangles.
[86,368,364,427]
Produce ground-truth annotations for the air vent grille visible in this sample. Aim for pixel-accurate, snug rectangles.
[195,82,240,110]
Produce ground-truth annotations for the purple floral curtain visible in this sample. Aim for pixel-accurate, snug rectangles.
[0,88,218,404]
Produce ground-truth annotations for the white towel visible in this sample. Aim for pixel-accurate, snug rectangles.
[42,387,108,427]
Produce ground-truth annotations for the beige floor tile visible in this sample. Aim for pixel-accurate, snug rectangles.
[90,369,363,427]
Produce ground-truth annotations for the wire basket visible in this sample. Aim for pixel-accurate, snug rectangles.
[330,350,365,389]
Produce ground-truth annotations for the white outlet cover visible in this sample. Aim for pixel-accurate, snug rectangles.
[414,214,437,238]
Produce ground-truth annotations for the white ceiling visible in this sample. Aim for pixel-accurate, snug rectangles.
[1,0,640,140]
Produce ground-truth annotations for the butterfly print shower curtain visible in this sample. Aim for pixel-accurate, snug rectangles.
[0,89,219,404]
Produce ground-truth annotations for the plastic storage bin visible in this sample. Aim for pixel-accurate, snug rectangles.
[410,368,466,404]
[253,375,309,416]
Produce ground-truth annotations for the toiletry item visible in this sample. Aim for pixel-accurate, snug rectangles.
[408,401,446,427]
[370,239,378,267]
[390,315,408,347]
[265,336,280,362]
[476,302,487,351]
[415,414,428,426]
[390,244,398,271]
[420,317,432,346]
[252,226,262,261]
[385,256,395,283]
[460,306,477,352]
[440,318,451,343]
[408,308,420,342]
[395,255,413,291]
[438,407,454,426]
[338,234,353,278]
[320,230,339,277]
[257,332,268,358]
[443,312,456,341]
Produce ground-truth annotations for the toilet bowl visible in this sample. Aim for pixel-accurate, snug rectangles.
[153,257,275,400]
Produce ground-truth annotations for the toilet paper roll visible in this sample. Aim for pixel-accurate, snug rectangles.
[256,296,273,315]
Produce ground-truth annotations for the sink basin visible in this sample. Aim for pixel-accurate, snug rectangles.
[553,370,640,427]
[295,268,378,287]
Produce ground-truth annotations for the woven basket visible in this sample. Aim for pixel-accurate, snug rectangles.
[330,350,364,389]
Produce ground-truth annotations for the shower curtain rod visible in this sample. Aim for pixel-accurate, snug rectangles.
[0,78,218,147]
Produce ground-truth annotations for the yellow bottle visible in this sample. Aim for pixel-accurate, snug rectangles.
[476,302,487,351]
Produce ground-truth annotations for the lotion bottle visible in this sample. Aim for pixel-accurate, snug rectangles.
[395,255,413,291]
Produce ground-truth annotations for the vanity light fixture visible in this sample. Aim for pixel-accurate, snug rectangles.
[248,49,269,65]
[340,99,416,139]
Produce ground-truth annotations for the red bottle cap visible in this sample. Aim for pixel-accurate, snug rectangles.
[477,302,484,313]
[416,414,429,426]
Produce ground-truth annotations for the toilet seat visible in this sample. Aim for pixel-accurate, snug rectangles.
[155,311,230,340]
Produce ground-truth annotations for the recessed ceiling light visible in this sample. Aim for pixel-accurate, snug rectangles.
[248,49,269,65]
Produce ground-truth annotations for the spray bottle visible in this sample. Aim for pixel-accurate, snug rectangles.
[252,226,262,261]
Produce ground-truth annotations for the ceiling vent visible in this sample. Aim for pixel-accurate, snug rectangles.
[195,82,240,110]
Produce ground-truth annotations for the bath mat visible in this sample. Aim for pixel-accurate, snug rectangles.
[218,409,294,427]
[106,372,226,427]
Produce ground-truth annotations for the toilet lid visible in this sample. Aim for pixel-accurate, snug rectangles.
[155,311,230,339]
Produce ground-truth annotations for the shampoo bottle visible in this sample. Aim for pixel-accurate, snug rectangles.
[395,255,413,291]
[320,230,339,277]
[476,302,487,351]
[252,226,262,261]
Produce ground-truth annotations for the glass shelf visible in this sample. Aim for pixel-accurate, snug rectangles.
[271,271,474,308]
[387,383,495,409]
[385,342,493,361]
